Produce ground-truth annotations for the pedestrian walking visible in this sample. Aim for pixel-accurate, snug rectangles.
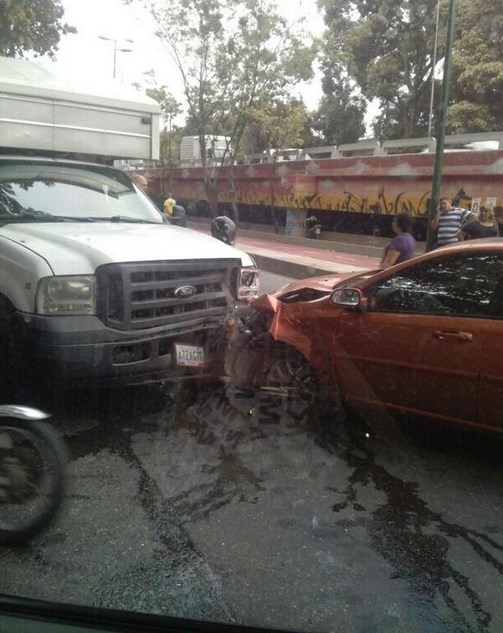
[381,212,417,268]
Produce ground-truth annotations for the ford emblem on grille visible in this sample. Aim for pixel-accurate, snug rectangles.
[174,284,197,298]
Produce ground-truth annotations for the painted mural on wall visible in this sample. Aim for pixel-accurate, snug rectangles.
[164,150,503,218]
[173,177,501,219]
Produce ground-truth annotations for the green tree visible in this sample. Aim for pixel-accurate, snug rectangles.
[0,0,75,59]
[242,98,312,153]
[238,96,315,231]
[126,0,316,219]
[145,87,182,167]
[448,0,503,132]
[133,71,183,167]
[311,76,366,144]
[318,0,444,139]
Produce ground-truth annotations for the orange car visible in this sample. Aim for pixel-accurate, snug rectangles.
[226,239,503,435]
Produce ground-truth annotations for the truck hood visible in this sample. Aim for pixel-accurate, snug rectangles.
[0,222,255,275]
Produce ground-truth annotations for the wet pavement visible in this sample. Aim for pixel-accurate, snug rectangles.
[0,243,501,632]
[0,381,501,633]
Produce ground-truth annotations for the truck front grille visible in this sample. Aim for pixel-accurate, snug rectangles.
[97,259,239,331]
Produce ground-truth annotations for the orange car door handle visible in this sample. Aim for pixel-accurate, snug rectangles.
[433,330,473,342]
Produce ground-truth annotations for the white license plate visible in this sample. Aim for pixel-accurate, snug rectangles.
[175,344,205,368]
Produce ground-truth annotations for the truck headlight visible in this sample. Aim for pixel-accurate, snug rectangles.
[238,267,259,300]
[36,276,97,315]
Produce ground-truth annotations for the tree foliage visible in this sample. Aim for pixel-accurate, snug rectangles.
[146,86,182,166]
[133,71,183,166]
[0,0,75,59]
[311,81,366,144]
[448,0,503,132]
[318,0,502,140]
[126,0,316,216]
[140,0,315,155]
[241,98,312,153]
[145,87,182,127]
[318,0,447,140]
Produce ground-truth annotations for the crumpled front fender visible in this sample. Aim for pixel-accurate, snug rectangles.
[226,293,329,389]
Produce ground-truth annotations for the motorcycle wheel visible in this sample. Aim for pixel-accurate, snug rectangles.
[0,419,68,545]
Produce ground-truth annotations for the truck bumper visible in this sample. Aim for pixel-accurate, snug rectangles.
[11,312,227,388]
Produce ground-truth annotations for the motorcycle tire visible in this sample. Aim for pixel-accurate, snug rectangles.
[0,419,68,545]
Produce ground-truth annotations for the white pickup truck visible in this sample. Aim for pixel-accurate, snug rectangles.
[0,57,258,393]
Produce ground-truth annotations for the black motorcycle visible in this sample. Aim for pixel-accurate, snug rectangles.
[0,406,68,544]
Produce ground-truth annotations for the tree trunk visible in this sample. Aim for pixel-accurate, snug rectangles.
[268,168,280,234]
[203,150,219,217]
[205,177,219,218]
[228,162,240,226]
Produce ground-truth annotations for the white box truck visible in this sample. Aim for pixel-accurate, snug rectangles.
[179,135,231,166]
[0,57,258,395]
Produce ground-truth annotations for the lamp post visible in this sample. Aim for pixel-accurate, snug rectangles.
[427,0,441,137]
[99,36,133,79]
[425,0,457,251]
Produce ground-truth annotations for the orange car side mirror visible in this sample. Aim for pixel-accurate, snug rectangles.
[330,288,367,310]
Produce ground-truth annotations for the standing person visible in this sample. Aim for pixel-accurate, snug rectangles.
[430,196,476,248]
[381,212,417,268]
[458,206,500,240]
[306,215,321,239]
[131,173,149,193]
[163,192,176,216]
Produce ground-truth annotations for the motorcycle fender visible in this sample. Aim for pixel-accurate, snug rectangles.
[0,406,49,421]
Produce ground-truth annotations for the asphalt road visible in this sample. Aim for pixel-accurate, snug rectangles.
[0,272,502,633]
[1,381,501,633]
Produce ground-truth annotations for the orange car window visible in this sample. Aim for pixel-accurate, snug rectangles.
[367,252,503,319]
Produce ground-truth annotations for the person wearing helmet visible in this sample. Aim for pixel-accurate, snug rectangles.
[211,216,237,246]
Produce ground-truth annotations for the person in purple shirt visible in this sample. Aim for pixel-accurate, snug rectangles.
[381,212,417,268]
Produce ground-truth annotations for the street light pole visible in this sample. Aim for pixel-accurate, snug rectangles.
[425,0,457,251]
[99,36,133,79]
[428,0,442,137]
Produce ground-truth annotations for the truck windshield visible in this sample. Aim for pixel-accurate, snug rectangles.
[0,161,163,223]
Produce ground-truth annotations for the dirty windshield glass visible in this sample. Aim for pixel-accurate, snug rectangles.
[1,1,502,633]
[0,162,163,223]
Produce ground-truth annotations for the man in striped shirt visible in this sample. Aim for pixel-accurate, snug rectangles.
[430,197,476,247]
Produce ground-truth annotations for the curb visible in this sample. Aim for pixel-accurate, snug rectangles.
[248,253,340,279]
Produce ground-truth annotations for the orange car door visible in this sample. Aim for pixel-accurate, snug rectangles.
[333,310,487,425]
[477,280,503,432]
[332,250,503,430]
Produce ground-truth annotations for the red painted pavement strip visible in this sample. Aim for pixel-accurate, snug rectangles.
[236,235,381,269]
[186,222,382,269]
